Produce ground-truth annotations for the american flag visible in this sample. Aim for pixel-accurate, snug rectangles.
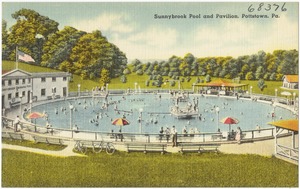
[18,50,35,62]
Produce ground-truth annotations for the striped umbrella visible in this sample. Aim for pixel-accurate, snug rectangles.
[112,118,130,126]
[220,116,239,131]
[26,112,44,119]
[112,118,130,132]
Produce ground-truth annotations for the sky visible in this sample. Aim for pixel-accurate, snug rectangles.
[2,1,299,62]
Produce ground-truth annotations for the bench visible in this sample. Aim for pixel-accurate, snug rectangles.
[123,134,136,142]
[156,135,170,142]
[125,143,167,154]
[2,132,24,141]
[32,135,64,145]
[10,101,20,107]
[211,134,225,141]
[179,143,220,153]
[177,136,195,142]
[74,140,104,153]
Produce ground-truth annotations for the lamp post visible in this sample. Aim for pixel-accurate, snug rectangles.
[192,83,195,92]
[106,83,108,93]
[293,92,296,109]
[275,88,278,102]
[250,86,253,98]
[77,84,81,97]
[139,108,143,133]
[52,87,56,100]
[29,91,33,114]
[19,94,23,116]
[216,106,220,131]
[135,82,138,93]
[69,104,74,137]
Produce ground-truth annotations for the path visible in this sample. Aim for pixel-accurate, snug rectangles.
[2,140,85,157]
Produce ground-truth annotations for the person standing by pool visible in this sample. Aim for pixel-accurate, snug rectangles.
[235,127,242,144]
[159,127,164,141]
[171,125,178,147]
[14,115,20,132]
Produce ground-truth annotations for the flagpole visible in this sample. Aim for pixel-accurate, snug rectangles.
[16,46,18,69]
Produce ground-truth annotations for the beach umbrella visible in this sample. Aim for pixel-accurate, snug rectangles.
[281,91,292,96]
[220,116,239,132]
[112,118,130,131]
[26,112,45,132]
[26,112,44,119]
[281,91,292,105]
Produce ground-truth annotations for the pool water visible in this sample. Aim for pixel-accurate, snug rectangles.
[28,94,294,134]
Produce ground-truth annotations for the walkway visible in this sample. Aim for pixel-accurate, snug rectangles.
[2,135,297,158]
[2,140,85,157]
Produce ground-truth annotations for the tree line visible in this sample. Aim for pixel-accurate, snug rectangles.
[2,9,127,85]
[127,50,298,84]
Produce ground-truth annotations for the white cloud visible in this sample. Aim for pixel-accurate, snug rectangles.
[70,12,134,33]
[110,26,179,60]
[193,16,298,57]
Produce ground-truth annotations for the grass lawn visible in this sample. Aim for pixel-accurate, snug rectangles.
[2,149,298,187]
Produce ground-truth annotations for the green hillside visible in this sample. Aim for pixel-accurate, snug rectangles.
[3,60,298,98]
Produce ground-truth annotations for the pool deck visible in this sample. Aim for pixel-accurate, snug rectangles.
[2,131,297,159]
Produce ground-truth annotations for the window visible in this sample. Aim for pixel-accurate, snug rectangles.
[16,79,19,85]
[41,77,46,82]
[63,77,67,81]
[52,87,56,93]
[2,80,5,86]
[8,94,12,100]
[22,79,26,84]
[52,77,56,82]
[15,92,19,98]
[8,80,12,86]
[41,89,46,96]
[22,91,25,97]
[28,78,31,83]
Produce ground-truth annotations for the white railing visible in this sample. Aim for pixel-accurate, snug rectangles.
[277,144,299,161]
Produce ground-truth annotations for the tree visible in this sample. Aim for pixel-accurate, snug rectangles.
[205,74,211,83]
[99,68,110,85]
[41,26,85,68]
[7,9,59,62]
[257,79,267,92]
[156,75,163,87]
[255,66,264,79]
[120,75,127,83]
[245,72,254,80]
[123,68,131,75]
[2,19,10,60]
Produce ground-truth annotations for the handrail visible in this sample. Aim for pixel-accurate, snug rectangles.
[3,116,280,143]
[277,144,299,160]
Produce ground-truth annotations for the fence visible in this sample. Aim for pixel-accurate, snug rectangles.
[3,116,288,144]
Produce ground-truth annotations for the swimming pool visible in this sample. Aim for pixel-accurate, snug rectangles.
[27,93,294,134]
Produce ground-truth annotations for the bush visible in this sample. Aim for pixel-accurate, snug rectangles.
[170,81,176,87]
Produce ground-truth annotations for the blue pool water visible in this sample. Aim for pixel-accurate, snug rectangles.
[28,94,294,134]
